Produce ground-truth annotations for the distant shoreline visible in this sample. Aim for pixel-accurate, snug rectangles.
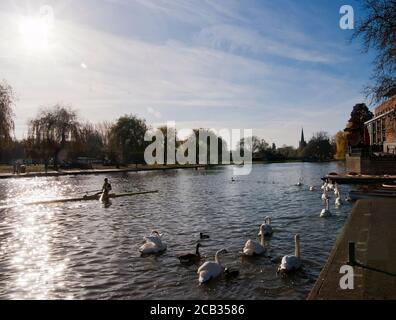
[0,164,208,180]
[0,160,342,180]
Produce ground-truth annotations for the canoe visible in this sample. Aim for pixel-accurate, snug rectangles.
[21,190,159,206]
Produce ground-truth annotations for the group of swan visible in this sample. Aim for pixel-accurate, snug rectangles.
[242,218,302,273]
[139,216,301,284]
[318,181,346,217]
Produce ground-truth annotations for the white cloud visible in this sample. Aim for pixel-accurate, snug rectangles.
[0,2,368,146]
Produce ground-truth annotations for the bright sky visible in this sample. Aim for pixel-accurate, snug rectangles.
[0,0,374,147]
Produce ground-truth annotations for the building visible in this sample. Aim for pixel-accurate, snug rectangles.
[346,94,396,174]
[364,94,396,154]
[299,128,307,149]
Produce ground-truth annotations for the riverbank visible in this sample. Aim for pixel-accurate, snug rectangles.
[308,199,396,299]
[0,164,208,179]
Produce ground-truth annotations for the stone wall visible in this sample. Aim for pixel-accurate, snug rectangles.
[346,154,396,175]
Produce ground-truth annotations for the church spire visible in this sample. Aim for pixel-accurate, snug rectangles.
[299,128,307,149]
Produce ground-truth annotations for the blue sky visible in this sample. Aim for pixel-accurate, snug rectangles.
[0,0,375,146]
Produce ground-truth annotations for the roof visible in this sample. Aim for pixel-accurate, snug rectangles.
[374,95,396,116]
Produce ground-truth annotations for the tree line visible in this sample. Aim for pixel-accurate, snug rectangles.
[0,81,347,167]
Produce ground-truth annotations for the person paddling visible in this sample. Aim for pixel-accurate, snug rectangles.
[96,178,112,200]
[102,178,112,195]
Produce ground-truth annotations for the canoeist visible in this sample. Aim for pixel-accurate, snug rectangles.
[97,178,112,199]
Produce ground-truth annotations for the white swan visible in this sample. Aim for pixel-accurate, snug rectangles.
[139,231,167,254]
[258,217,273,237]
[320,198,331,217]
[243,224,266,256]
[197,249,227,284]
[278,234,302,273]
[309,186,315,191]
[335,191,343,206]
[321,190,329,201]
[296,178,303,186]
[334,183,339,195]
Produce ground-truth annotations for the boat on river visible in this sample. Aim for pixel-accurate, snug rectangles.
[20,190,159,206]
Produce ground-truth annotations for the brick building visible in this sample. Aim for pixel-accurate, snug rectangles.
[364,94,396,154]
[346,94,396,174]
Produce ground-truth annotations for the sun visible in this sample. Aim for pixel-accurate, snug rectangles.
[19,16,52,52]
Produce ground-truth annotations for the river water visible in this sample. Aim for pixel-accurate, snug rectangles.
[0,162,352,300]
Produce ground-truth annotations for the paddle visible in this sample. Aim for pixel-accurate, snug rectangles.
[81,189,102,194]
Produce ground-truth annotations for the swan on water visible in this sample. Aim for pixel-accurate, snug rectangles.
[243,224,266,256]
[197,249,227,284]
[320,198,331,217]
[277,234,302,273]
[335,191,343,206]
[258,217,273,237]
[309,186,315,191]
[139,231,167,254]
[178,243,202,264]
[296,178,303,186]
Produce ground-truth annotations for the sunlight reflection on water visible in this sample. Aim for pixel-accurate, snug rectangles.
[0,163,352,300]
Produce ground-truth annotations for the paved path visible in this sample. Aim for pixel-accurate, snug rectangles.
[308,199,396,299]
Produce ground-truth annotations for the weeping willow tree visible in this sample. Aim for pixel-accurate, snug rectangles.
[27,105,80,169]
[0,81,15,161]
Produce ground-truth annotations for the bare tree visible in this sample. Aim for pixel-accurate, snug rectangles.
[353,0,396,103]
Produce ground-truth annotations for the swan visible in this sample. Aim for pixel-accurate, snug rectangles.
[178,243,202,264]
[309,186,315,191]
[334,183,339,195]
[197,249,227,284]
[139,231,167,254]
[320,198,331,217]
[243,224,266,256]
[258,217,273,237]
[277,234,302,273]
[335,191,343,206]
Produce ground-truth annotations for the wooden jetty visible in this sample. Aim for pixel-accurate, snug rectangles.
[308,199,396,299]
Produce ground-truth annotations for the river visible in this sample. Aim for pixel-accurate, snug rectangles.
[0,162,352,299]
